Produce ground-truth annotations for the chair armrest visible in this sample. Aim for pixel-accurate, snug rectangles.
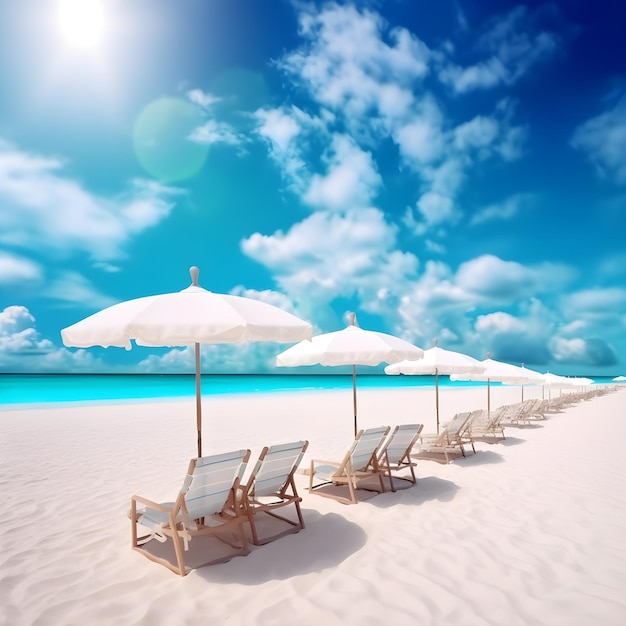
[130,495,173,512]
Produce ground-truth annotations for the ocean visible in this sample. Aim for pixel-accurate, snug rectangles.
[0,373,616,408]
[0,373,482,407]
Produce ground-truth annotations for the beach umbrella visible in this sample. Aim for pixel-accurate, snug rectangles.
[541,372,575,400]
[451,356,531,416]
[276,313,423,436]
[61,266,312,456]
[514,364,546,401]
[384,341,485,433]
[612,375,626,383]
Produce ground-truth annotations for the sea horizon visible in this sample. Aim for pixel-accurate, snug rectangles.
[0,372,617,409]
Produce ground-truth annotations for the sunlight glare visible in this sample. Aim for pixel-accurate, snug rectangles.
[58,0,106,49]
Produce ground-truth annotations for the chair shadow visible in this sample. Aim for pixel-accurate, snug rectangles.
[497,436,528,447]
[501,422,545,430]
[369,475,460,509]
[453,449,505,465]
[197,509,366,584]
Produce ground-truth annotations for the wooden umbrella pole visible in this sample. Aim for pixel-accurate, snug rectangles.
[435,368,440,433]
[352,364,358,436]
[195,342,202,457]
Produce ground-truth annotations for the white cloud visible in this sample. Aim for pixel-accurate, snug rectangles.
[438,6,558,94]
[279,2,430,136]
[550,336,617,367]
[475,311,526,334]
[570,95,626,185]
[561,287,626,318]
[471,193,533,225]
[186,89,221,109]
[456,255,574,301]
[255,107,302,152]
[0,141,181,262]
[413,192,460,234]
[43,271,119,309]
[0,305,105,371]
[188,119,242,146]
[303,135,382,210]
[454,115,500,151]
[254,105,331,194]
[0,252,42,285]
[242,207,419,325]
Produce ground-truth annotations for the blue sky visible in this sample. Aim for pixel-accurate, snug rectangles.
[1,0,625,376]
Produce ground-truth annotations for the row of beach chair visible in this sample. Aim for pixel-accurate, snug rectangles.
[131,424,425,575]
[130,387,612,575]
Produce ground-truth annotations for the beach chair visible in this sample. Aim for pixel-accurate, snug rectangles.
[130,449,251,576]
[468,407,506,440]
[240,440,308,546]
[308,426,390,505]
[416,412,474,463]
[377,424,424,492]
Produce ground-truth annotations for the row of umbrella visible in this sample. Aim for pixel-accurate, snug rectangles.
[61,267,597,454]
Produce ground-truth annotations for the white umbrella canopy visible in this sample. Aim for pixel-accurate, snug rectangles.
[451,356,531,416]
[61,266,313,456]
[540,372,577,399]
[612,375,626,382]
[385,342,485,432]
[276,313,424,435]
[510,364,546,401]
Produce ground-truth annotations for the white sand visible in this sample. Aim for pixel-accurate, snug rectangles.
[1,384,625,625]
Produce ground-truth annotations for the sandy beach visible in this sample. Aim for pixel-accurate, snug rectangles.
[1,384,625,625]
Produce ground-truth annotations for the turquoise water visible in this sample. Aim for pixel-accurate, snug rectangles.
[0,373,462,407]
[0,374,615,408]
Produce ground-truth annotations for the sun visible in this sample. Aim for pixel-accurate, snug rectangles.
[57,0,106,49]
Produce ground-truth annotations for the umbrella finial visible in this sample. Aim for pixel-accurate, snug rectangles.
[348,312,358,327]
[434,338,438,347]
[189,266,200,286]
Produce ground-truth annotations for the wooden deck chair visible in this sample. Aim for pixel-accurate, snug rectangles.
[130,449,251,576]
[469,407,506,440]
[240,440,308,546]
[377,424,424,492]
[417,412,473,463]
[309,426,390,505]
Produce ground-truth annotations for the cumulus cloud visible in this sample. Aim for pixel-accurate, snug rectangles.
[0,305,104,372]
[279,2,430,133]
[570,95,626,185]
[303,135,382,210]
[0,141,181,263]
[551,337,617,366]
[242,207,419,326]
[474,310,552,365]
[455,255,574,301]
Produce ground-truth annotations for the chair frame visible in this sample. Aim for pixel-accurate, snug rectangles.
[377,424,424,492]
[417,412,474,463]
[308,426,390,505]
[240,440,308,546]
[130,449,251,576]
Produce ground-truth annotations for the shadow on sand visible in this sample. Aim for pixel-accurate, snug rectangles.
[197,509,366,584]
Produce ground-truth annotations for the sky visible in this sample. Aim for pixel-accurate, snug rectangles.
[1,0,625,377]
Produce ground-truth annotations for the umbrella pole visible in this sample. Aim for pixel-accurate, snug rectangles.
[352,364,358,436]
[195,342,202,457]
[487,378,491,418]
[435,368,440,433]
